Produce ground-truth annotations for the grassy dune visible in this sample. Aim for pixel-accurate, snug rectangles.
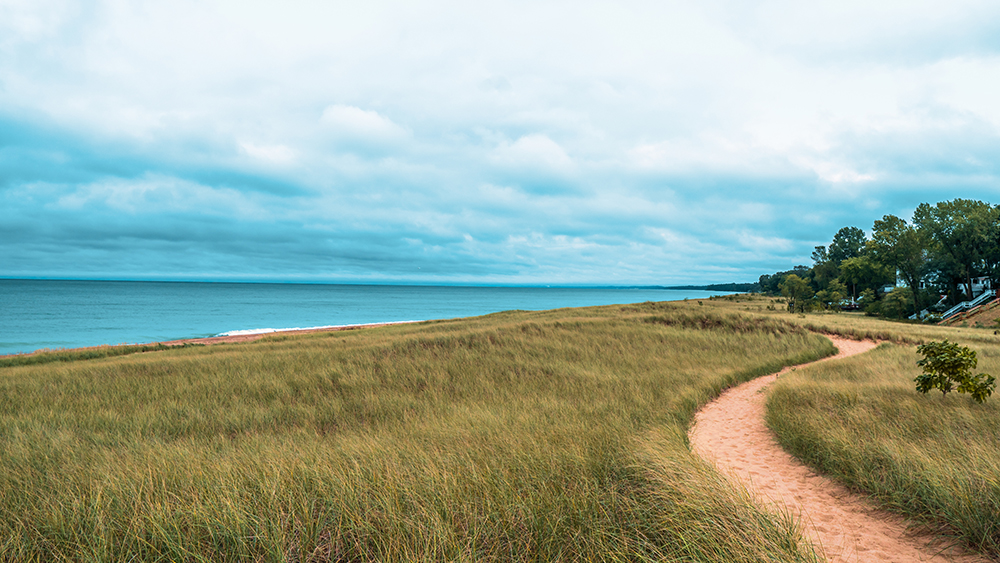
[734,298,1000,558]
[0,302,831,562]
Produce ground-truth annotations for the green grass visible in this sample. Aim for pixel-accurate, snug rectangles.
[0,303,830,562]
[766,327,1000,557]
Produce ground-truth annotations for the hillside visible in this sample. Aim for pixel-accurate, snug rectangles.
[941,298,1000,328]
[0,301,828,562]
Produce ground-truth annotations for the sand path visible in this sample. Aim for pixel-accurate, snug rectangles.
[689,336,991,563]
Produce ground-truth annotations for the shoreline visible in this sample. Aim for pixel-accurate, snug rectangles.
[3,283,736,359]
[0,320,423,359]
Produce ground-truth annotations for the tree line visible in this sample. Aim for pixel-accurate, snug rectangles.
[666,282,760,292]
[758,198,1000,318]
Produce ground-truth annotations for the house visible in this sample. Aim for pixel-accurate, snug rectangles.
[971,276,992,296]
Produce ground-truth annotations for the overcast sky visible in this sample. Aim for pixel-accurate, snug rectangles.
[3,1,999,285]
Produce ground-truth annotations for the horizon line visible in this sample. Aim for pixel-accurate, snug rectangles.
[0,276,754,290]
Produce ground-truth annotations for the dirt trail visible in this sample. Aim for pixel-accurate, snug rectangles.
[689,336,990,563]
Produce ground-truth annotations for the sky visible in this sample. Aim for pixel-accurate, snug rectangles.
[2,0,1000,285]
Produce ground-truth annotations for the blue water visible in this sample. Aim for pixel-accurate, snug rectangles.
[0,279,732,356]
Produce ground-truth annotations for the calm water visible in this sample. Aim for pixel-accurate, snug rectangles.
[0,279,731,355]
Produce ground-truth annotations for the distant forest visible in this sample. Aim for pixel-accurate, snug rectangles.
[665,282,760,292]
[758,198,999,318]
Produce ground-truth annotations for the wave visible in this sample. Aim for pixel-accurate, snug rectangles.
[213,320,420,338]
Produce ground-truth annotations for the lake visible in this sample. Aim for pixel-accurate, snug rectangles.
[0,279,732,355]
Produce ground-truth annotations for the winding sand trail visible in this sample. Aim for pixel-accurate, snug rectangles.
[689,336,991,563]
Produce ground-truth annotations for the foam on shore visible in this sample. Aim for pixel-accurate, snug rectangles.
[213,320,420,338]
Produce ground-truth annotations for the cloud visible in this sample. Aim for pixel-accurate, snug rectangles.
[487,134,579,194]
[52,173,276,219]
[2,1,1000,284]
[239,142,296,165]
[319,105,409,152]
[492,134,574,172]
[736,231,795,253]
[708,0,1000,65]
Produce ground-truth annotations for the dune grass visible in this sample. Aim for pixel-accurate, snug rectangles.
[0,342,204,369]
[763,316,1000,557]
[0,302,831,562]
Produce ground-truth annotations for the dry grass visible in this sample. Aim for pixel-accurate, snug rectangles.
[0,302,828,562]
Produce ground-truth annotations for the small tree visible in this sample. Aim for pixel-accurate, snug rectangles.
[915,340,996,403]
[815,279,847,310]
[881,287,913,318]
[779,274,814,313]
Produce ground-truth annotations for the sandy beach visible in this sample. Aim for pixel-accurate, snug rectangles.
[0,320,422,359]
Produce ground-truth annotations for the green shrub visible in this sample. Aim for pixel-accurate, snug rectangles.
[916,340,996,403]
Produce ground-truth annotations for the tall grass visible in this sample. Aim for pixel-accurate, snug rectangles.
[767,340,1000,557]
[0,303,828,561]
[710,292,1000,346]
[0,342,204,368]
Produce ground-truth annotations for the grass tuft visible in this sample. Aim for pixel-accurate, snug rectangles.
[645,312,809,335]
